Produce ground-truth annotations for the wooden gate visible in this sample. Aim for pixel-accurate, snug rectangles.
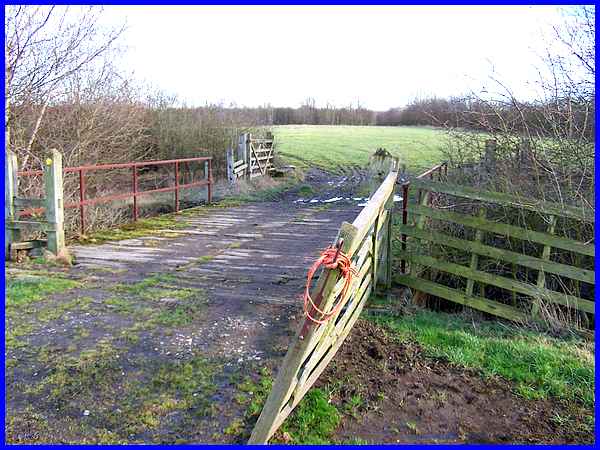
[227,132,275,182]
[248,165,398,443]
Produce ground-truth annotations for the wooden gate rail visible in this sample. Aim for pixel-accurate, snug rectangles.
[396,177,595,325]
[16,156,212,235]
[248,167,398,444]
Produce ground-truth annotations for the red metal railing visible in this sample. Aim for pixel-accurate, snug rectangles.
[400,161,448,273]
[17,156,213,235]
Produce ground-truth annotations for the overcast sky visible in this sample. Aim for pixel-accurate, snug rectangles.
[99,5,564,110]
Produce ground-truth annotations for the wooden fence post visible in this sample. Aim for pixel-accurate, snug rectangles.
[226,147,234,183]
[44,149,65,255]
[238,133,248,179]
[5,150,19,259]
[465,208,486,298]
[531,215,557,317]
[367,148,394,196]
[246,133,252,179]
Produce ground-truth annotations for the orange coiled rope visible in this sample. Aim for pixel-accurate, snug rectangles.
[303,245,357,325]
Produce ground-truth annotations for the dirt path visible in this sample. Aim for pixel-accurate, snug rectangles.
[5,170,367,444]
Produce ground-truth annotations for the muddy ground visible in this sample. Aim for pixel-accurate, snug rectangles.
[5,168,593,444]
[316,320,593,444]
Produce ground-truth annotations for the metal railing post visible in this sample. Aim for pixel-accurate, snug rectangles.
[207,159,212,204]
[132,164,138,221]
[79,169,86,235]
[174,161,180,212]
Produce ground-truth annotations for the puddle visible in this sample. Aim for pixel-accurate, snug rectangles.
[294,195,400,206]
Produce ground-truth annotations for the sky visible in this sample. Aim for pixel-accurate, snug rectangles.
[98,5,565,111]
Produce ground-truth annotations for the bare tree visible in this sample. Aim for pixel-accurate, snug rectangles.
[5,5,124,167]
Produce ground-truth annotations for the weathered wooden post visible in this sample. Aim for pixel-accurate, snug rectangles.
[245,133,252,179]
[238,133,249,179]
[5,150,19,259]
[44,149,65,255]
[226,147,234,183]
[367,148,395,197]
[367,149,397,291]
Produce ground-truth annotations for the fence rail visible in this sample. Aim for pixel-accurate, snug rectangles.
[16,156,212,235]
[396,176,595,328]
[248,165,398,444]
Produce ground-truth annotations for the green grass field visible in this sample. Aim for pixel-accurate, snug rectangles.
[273,125,449,173]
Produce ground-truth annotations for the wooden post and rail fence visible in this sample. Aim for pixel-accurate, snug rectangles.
[5,150,213,259]
[248,160,398,444]
[396,175,594,333]
[227,132,275,182]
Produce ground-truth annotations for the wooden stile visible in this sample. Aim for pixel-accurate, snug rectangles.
[4,149,66,259]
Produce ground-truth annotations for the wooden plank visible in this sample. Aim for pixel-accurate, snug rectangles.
[376,209,389,234]
[10,239,47,250]
[233,163,248,174]
[532,216,557,317]
[412,178,593,223]
[400,252,594,314]
[252,147,273,154]
[13,197,46,209]
[252,155,274,162]
[395,273,528,322]
[233,159,246,169]
[399,225,594,284]
[410,204,594,257]
[6,220,55,232]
